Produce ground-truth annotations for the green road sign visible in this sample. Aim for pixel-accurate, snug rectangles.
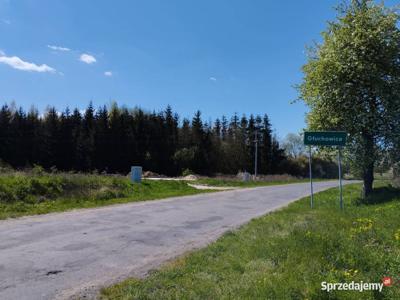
[304,131,347,210]
[304,131,347,146]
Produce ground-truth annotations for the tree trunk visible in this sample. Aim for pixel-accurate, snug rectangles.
[362,133,374,198]
[363,161,374,198]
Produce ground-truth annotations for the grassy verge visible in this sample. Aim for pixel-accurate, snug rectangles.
[101,182,400,299]
[0,171,334,220]
[194,177,330,187]
[0,172,209,220]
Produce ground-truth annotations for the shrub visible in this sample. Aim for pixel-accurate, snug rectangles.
[0,184,17,203]
[94,187,118,200]
[182,168,194,177]
[32,164,45,176]
[278,156,338,179]
[0,170,139,205]
[393,163,400,188]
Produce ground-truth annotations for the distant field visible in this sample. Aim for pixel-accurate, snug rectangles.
[0,171,210,220]
[101,182,400,299]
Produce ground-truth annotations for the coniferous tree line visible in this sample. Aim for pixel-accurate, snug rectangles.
[0,102,295,176]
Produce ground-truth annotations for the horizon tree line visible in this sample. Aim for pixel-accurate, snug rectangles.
[0,102,290,176]
[0,102,336,178]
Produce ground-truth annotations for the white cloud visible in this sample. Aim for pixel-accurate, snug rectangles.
[0,53,56,73]
[104,71,112,77]
[47,45,70,52]
[2,19,11,25]
[80,53,96,64]
[209,77,217,81]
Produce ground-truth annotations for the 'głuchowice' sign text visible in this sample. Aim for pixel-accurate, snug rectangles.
[304,131,347,146]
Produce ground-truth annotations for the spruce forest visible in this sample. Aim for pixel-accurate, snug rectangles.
[0,102,336,177]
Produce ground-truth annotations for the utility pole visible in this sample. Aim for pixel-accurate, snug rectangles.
[254,129,259,178]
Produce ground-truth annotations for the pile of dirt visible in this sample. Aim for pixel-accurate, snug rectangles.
[142,171,167,178]
[183,174,199,181]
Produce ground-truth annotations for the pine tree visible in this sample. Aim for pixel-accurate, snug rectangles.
[94,105,110,172]
[42,107,59,168]
[221,116,228,141]
[80,103,95,170]
[261,114,273,174]
[71,108,82,170]
[0,105,12,165]
[26,106,41,165]
[0,101,291,177]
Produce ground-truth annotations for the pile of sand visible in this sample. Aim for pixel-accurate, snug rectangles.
[183,174,199,181]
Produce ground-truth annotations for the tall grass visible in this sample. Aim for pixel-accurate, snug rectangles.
[0,170,207,219]
[0,172,130,203]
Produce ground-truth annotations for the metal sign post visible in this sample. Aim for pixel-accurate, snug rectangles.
[308,146,314,209]
[304,131,347,210]
[338,147,343,210]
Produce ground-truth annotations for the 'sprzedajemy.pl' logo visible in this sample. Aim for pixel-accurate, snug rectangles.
[382,277,393,287]
[321,277,395,293]
[321,276,395,293]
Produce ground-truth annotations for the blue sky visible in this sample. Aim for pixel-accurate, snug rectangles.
[0,0,396,137]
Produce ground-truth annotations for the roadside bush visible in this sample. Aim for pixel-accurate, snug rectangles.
[256,174,299,182]
[393,163,400,188]
[278,156,338,179]
[278,157,308,177]
[182,168,194,177]
[0,159,13,173]
[94,187,118,200]
[0,175,65,203]
[31,164,45,176]
[0,184,17,203]
[29,177,64,197]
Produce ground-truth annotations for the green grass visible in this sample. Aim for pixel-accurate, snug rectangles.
[0,171,334,220]
[194,177,330,187]
[101,182,400,300]
[0,172,209,220]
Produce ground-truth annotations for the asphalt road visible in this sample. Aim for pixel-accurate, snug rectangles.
[0,180,356,299]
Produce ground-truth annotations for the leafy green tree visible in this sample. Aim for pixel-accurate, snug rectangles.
[282,133,305,159]
[299,0,400,196]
